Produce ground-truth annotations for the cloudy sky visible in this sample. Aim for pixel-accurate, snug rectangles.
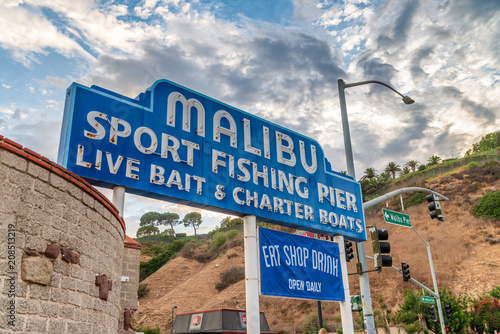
[1,0,498,237]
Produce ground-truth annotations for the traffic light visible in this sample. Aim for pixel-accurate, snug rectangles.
[426,194,444,221]
[344,240,354,262]
[428,305,437,322]
[369,226,392,269]
[445,304,452,321]
[401,262,411,281]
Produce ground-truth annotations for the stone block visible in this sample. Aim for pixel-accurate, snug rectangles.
[1,151,28,171]
[60,276,76,291]
[25,315,48,332]
[25,235,46,252]
[27,162,50,181]
[42,227,60,243]
[49,173,67,191]
[45,243,60,259]
[29,284,51,300]
[48,318,67,333]
[21,256,52,286]
[61,247,80,264]
[40,302,59,318]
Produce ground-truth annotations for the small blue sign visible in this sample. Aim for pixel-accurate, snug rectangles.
[58,79,366,241]
[259,227,344,301]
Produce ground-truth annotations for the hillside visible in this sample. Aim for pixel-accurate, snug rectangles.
[135,162,500,333]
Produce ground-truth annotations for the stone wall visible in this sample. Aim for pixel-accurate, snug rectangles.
[0,136,126,334]
[119,236,141,332]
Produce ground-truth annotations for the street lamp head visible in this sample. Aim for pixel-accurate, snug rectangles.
[402,96,415,105]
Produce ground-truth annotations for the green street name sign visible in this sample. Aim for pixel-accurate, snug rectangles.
[382,209,412,227]
[422,296,435,304]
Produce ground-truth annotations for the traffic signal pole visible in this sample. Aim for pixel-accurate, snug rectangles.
[411,227,447,334]
[363,187,448,333]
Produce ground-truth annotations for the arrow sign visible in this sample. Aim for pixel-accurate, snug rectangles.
[422,296,435,304]
[382,209,412,228]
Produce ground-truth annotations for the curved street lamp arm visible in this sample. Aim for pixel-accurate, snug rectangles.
[345,80,404,97]
[363,187,448,210]
[343,80,415,104]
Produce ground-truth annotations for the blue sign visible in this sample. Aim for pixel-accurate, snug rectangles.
[259,227,344,301]
[58,79,366,241]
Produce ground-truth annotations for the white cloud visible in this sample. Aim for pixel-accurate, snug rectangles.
[0,4,93,66]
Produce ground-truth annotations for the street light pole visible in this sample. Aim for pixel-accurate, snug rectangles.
[337,79,414,334]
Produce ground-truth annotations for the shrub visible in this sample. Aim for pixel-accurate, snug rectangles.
[302,313,319,334]
[138,283,150,298]
[226,229,239,240]
[216,266,245,291]
[140,240,185,280]
[417,164,426,171]
[136,326,161,334]
[473,191,500,220]
[213,232,227,247]
[406,193,427,207]
[467,161,480,168]
[470,298,500,333]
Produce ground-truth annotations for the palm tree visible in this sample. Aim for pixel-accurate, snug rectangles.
[363,167,377,180]
[404,160,419,172]
[427,155,442,166]
[399,167,411,176]
[384,162,401,179]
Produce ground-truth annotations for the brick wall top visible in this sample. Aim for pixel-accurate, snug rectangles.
[0,135,126,233]
[124,235,142,250]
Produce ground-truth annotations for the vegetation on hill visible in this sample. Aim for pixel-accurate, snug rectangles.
[140,240,185,281]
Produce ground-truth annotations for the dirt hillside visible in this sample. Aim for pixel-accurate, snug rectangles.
[135,166,500,333]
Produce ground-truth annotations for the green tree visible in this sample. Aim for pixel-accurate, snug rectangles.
[136,225,160,238]
[399,166,411,176]
[140,211,160,227]
[405,160,420,172]
[183,212,203,236]
[220,216,243,230]
[393,289,426,334]
[384,161,401,179]
[472,131,500,154]
[427,155,442,166]
[363,167,377,180]
[158,212,180,235]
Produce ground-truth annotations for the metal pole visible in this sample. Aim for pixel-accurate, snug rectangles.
[112,185,126,217]
[426,243,446,333]
[317,301,323,331]
[333,235,355,333]
[410,227,446,333]
[338,79,376,334]
[244,215,260,334]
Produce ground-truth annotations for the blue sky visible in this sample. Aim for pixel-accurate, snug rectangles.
[1,0,499,237]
